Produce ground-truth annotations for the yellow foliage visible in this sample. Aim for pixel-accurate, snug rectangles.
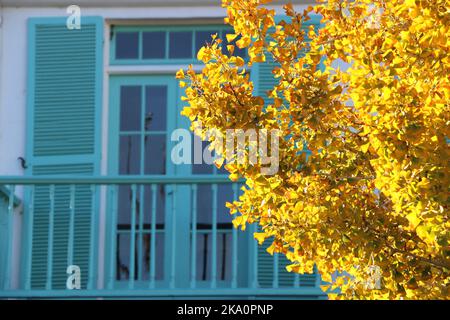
[179,0,450,300]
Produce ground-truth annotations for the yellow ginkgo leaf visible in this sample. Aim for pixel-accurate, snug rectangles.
[360,142,371,154]
[226,33,238,43]
[253,232,267,245]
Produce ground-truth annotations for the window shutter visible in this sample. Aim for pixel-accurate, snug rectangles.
[26,17,103,289]
[253,15,321,288]
[258,240,318,288]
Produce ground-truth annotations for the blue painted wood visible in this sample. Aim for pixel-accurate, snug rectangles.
[24,186,34,290]
[88,185,97,290]
[67,185,75,267]
[231,183,238,289]
[129,184,137,289]
[46,185,55,290]
[110,25,242,66]
[273,253,279,289]
[170,185,177,289]
[0,186,21,207]
[252,224,258,288]
[25,16,103,290]
[149,184,157,288]
[137,185,144,282]
[107,74,178,290]
[3,185,16,290]
[0,194,9,289]
[107,185,118,290]
[211,184,218,289]
[190,184,198,289]
[0,287,327,299]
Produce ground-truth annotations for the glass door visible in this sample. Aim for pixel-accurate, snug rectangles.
[109,75,247,289]
[108,75,176,288]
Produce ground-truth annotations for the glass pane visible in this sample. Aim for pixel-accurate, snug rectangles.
[195,30,219,53]
[217,184,234,224]
[169,31,192,59]
[139,233,165,281]
[217,232,232,281]
[222,31,246,59]
[143,184,166,226]
[193,232,231,281]
[145,86,167,131]
[195,232,211,281]
[119,135,141,175]
[117,233,131,280]
[144,134,166,174]
[117,184,142,226]
[116,32,139,59]
[117,233,165,281]
[216,162,229,175]
[120,86,141,131]
[196,184,212,226]
[143,32,166,59]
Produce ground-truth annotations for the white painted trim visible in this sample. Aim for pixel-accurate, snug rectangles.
[106,17,225,26]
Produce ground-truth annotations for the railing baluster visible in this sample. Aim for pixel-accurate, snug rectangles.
[149,184,157,288]
[46,184,55,290]
[231,183,238,289]
[170,185,177,289]
[273,253,279,288]
[190,184,198,289]
[252,223,258,288]
[138,185,144,281]
[129,184,137,289]
[25,185,34,290]
[314,265,321,287]
[211,184,218,288]
[221,233,227,281]
[108,185,118,289]
[4,185,15,290]
[67,185,75,268]
[88,184,97,290]
[294,273,300,288]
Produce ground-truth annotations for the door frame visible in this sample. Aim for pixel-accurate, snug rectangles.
[106,75,178,288]
[106,74,253,289]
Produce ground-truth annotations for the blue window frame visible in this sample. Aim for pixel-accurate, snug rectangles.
[110,25,246,65]
[108,74,248,289]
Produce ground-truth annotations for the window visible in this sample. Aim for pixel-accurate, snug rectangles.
[111,25,247,64]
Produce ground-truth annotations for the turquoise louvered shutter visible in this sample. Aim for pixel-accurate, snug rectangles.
[26,17,103,289]
[253,15,321,288]
[258,240,318,288]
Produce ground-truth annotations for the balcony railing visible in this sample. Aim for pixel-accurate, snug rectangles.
[0,176,325,299]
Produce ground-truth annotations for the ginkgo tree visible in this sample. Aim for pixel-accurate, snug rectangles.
[177,0,449,299]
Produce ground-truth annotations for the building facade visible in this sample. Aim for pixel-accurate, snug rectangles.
[0,0,326,299]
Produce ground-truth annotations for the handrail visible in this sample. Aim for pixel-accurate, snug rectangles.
[0,185,21,205]
[0,287,328,299]
[0,175,243,185]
